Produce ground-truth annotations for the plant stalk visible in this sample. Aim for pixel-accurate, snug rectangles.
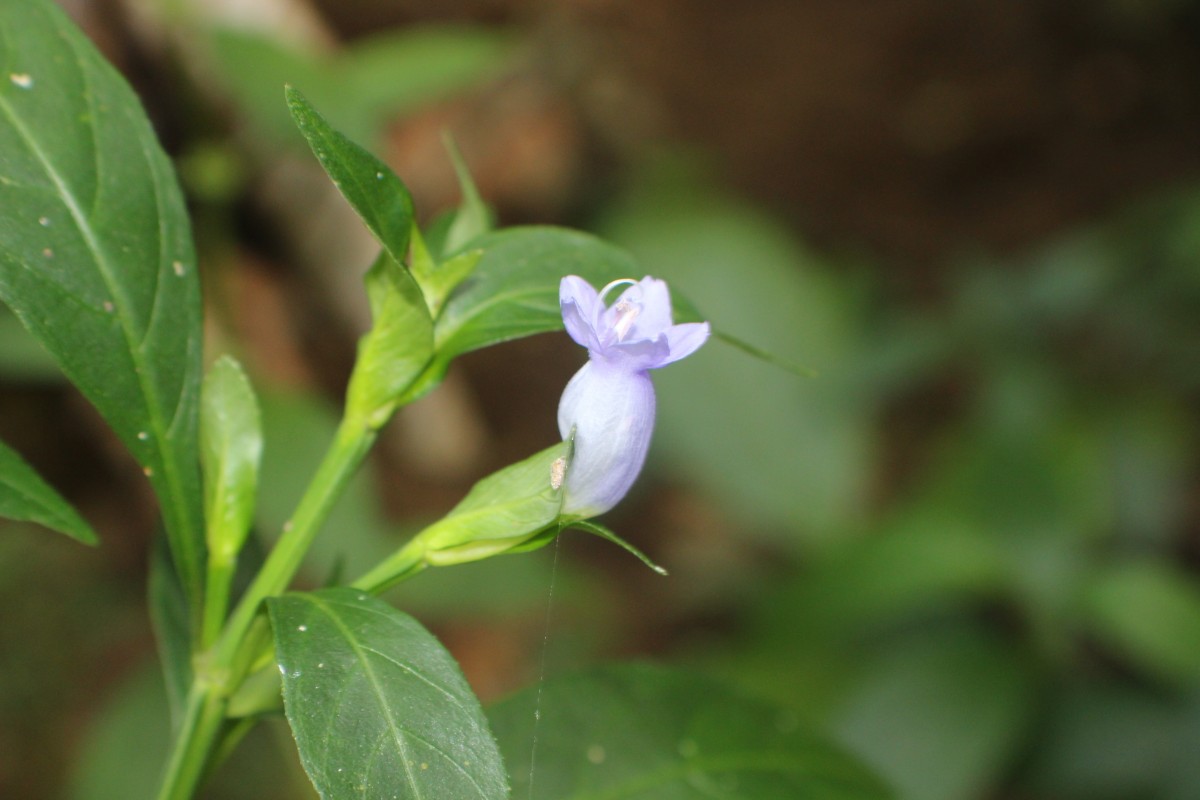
[214,416,377,668]
[156,415,377,799]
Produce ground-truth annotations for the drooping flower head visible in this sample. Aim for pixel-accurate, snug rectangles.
[557,275,710,517]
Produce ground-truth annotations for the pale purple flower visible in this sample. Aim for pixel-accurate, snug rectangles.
[557,275,710,517]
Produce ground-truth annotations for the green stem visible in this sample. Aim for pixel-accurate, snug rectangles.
[214,416,377,667]
[201,554,235,648]
[352,536,428,594]
[155,687,227,800]
[156,416,378,800]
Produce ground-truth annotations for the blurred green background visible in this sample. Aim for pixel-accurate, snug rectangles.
[1,1,1198,798]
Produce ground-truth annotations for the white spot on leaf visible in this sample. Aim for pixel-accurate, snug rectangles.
[9,73,32,89]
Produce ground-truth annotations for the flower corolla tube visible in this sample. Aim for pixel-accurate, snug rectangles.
[557,275,710,516]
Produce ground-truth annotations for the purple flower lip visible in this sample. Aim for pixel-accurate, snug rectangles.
[560,275,710,372]
[556,275,709,517]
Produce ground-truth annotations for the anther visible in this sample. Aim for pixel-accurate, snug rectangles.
[611,299,640,340]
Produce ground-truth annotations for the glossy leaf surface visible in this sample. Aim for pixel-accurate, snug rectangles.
[409,221,482,319]
[353,442,569,592]
[269,588,508,799]
[200,355,262,558]
[286,86,416,272]
[0,437,95,543]
[421,441,567,560]
[434,226,634,360]
[489,663,892,800]
[345,252,434,427]
[0,0,204,593]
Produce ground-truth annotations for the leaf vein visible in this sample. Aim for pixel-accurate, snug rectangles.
[304,595,425,800]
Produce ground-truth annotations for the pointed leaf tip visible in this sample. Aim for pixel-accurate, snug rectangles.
[0,439,98,545]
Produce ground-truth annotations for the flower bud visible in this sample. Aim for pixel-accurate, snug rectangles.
[557,275,709,516]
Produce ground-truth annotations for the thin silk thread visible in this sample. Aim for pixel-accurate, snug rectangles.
[526,534,563,798]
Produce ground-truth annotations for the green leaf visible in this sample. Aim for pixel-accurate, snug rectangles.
[356,442,570,591]
[788,510,1006,635]
[345,252,435,427]
[201,355,262,559]
[1084,560,1200,685]
[831,629,1036,800]
[409,222,482,319]
[441,135,493,255]
[0,0,205,596]
[209,25,511,148]
[421,441,568,561]
[564,519,668,575]
[148,537,192,723]
[488,663,893,799]
[268,587,508,800]
[435,226,635,361]
[0,304,60,380]
[1022,679,1196,800]
[0,437,96,543]
[285,86,417,273]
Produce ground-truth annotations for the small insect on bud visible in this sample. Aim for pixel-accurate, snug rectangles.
[550,457,567,490]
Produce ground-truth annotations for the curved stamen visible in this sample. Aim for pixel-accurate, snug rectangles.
[598,278,638,303]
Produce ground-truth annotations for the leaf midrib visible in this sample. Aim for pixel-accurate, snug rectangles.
[0,9,196,558]
[437,284,554,351]
[301,594,492,800]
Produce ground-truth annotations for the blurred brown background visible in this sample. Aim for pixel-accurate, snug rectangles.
[2,1,1199,798]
